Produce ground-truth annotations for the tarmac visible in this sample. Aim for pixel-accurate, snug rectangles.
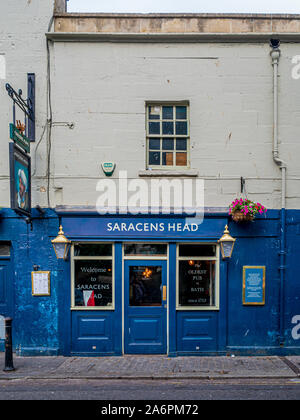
[0,353,300,380]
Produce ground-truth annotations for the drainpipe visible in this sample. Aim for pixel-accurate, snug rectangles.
[270,40,287,347]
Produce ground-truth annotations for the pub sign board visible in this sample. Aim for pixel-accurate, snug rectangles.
[9,123,30,154]
[9,143,31,216]
[243,266,266,306]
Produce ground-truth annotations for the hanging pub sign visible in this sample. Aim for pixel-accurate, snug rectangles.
[6,77,34,217]
[9,143,31,216]
[243,266,266,306]
[9,123,30,153]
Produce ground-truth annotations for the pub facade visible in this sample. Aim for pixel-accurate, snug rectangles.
[0,1,300,356]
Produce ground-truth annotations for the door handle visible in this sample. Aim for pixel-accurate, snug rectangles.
[162,286,167,301]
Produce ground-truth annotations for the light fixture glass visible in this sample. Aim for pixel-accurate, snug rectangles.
[51,225,71,260]
[218,225,236,259]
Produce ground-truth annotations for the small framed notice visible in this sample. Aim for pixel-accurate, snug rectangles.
[31,271,51,296]
[243,266,266,306]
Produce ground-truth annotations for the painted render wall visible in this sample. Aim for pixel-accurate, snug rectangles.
[0,0,55,209]
[0,5,300,211]
[46,40,300,210]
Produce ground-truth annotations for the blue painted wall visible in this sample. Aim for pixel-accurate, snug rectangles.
[0,208,61,355]
[0,208,299,355]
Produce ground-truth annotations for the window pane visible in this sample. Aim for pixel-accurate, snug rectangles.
[176,139,187,151]
[149,106,160,120]
[124,243,167,256]
[176,106,187,120]
[176,152,187,166]
[74,260,113,307]
[162,138,174,150]
[129,266,162,307]
[162,106,173,120]
[0,244,10,256]
[149,151,161,165]
[149,138,160,150]
[149,122,160,135]
[179,244,216,257]
[176,121,188,135]
[162,152,174,166]
[162,121,174,135]
[74,244,112,257]
[178,260,215,307]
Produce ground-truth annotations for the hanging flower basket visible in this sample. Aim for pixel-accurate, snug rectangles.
[231,210,254,223]
[229,199,267,223]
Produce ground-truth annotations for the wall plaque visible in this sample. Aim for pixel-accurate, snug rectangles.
[31,271,51,296]
[243,266,266,306]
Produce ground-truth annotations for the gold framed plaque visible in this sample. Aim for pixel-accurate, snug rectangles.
[31,271,51,297]
[243,266,266,306]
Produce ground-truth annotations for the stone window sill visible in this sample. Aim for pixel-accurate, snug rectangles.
[138,170,198,177]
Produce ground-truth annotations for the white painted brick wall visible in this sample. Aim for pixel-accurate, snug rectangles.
[1,6,300,210]
[0,0,54,208]
[49,41,300,209]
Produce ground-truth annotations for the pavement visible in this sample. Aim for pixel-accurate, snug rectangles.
[0,353,300,380]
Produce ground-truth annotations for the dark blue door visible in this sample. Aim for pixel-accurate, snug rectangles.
[0,260,13,317]
[124,260,167,354]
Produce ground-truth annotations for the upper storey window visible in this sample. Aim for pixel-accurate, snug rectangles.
[146,103,189,170]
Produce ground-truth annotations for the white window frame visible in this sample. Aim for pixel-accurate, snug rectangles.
[176,243,220,311]
[71,242,115,311]
[123,242,169,260]
[146,102,190,170]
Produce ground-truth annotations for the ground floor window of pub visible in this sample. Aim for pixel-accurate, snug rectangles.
[177,244,218,309]
[72,243,114,309]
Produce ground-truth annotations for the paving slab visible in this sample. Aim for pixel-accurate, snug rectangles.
[0,354,298,380]
[285,356,300,375]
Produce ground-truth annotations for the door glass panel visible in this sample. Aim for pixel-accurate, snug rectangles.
[129,266,162,307]
[74,260,113,307]
[124,243,167,256]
